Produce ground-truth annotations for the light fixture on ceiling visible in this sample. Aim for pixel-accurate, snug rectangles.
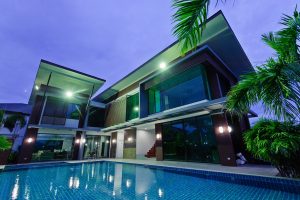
[65,91,73,98]
[159,62,167,69]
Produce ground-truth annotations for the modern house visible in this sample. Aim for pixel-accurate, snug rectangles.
[6,11,255,166]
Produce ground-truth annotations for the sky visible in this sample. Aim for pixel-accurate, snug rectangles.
[0,0,298,107]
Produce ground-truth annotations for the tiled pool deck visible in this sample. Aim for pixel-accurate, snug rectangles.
[1,158,279,177]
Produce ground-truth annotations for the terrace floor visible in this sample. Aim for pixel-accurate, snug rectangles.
[1,158,280,178]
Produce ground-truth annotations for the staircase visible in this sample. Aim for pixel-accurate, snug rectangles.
[145,143,156,158]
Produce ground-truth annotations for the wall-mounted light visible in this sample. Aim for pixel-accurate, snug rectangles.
[81,138,86,143]
[75,139,80,144]
[65,91,73,98]
[228,126,232,133]
[35,85,39,90]
[134,106,139,112]
[218,126,233,134]
[127,137,133,142]
[106,140,110,144]
[218,126,224,134]
[159,62,166,69]
[112,139,117,144]
[156,133,162,140]
[27,137,34,143]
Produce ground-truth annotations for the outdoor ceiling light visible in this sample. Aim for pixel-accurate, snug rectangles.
[127,137,133,142]
[228,126,232,133]
[27,137,34,143]
[35,85,39,90]
[112,139,117,144]
[218,126,224,134]
[159,62,167,69]
[65,91,73,98]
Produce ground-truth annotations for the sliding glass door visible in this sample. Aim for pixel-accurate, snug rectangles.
[162,115,219,163]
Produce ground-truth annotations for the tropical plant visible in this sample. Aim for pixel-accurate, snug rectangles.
[0,136,11,151]
[226,8,300,121]
[4,114,26,132]
[244,119,300,178]
[172,0,226,53]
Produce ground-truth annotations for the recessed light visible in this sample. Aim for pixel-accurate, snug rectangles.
[159,62,166,69]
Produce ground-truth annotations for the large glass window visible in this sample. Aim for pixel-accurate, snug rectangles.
[126,93,139,121]
[41,96,81,125]
[147,65,209,114]
[87,107,105,127]
[162,115,219,163]
[32,134,74,161]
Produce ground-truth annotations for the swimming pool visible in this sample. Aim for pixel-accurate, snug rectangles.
[0,161,299,199]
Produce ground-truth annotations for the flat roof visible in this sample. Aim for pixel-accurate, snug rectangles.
[29,60,106,104]
[95,10,253,102]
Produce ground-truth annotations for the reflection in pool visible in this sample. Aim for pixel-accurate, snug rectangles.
[0,161,299,199]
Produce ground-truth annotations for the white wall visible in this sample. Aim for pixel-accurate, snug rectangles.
[116,130,124,158]
[136,129,156,159]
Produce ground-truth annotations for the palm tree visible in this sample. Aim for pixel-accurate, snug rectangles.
[172,0,225,54]
[226,8,300,121]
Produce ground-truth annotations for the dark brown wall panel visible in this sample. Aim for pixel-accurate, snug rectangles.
[110,132,117,158]
[211,114,236,166]
[17,128,39,163]
[105,96,126,127]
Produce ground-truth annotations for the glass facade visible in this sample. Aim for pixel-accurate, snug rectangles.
[32,134,74,161]
[83,136,110,159]
[41,96,81,125]
[147,65,210,115]
[126,93,139,121]
[87,106,105,127]
[162,115,219,163]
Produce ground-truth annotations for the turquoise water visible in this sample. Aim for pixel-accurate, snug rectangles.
[0,161,299,200]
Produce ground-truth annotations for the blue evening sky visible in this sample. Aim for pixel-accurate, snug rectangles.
[0,0,298,113]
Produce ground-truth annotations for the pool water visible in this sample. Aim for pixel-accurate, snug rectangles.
[0,161,299,200]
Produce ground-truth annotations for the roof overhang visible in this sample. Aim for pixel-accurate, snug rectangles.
[96,10,253,102]
[29,60,106,104]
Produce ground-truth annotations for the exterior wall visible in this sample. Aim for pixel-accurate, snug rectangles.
[110,132,117,158]
[136,129,155,159]
[105,96,126,127]
[123,128,136,159]
[116,130,124,158]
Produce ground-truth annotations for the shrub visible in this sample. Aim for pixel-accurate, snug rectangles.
[0,136,12,151]
[244,119,300,178]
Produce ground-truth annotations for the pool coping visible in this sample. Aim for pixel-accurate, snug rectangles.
[1,159,299,194]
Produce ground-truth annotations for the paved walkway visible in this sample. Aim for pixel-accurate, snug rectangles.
[1,158,279,178]
[99,158,279,177]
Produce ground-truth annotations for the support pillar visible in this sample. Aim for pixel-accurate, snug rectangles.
[212,114,236,166]
[155,123,163,161]
[17,128,39,163]
[123,128,136,159]
[110,132,117,158]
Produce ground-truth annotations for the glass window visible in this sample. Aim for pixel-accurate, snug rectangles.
[87,107,105,127]
[32,134,74,161]
[162,115,219,163]
[147,65,209,114]
[66,104,81,120]
[126,93,139,121]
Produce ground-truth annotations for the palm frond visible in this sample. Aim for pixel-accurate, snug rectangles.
[172,0,211,54]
